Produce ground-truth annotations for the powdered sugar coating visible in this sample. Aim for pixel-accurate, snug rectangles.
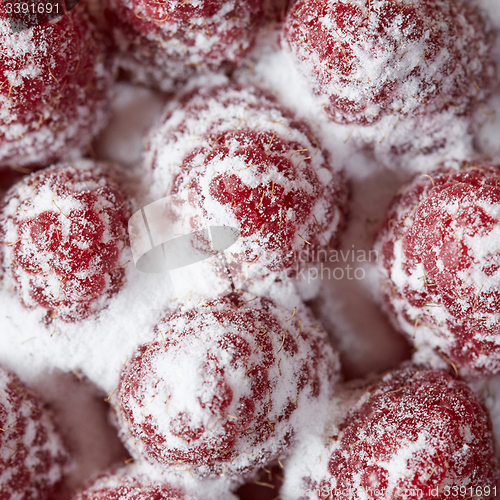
[375,163,500,375]
[0,365,68,500]
[104,0,265,92]
[145,84,347,282]
[0,1,114,169]
[282,0,496,126]
[112,294,340,480]
[282,365,500,500]
[0,160,130,324]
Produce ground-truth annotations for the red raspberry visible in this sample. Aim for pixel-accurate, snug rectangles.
[70,465,241,500]
[111,295,340,479]
[0,366,68,500]
[70,468,186,500]
[104,0,265,92]
[282,0,495,125]
[145,84,347,282]
[0,161,129,323]
[0,1,114,169]
[375,163,500,375]
[283,366,500,500]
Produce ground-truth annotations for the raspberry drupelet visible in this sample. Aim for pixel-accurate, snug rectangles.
[282,0,495,126]
[111,294,340,479]
[282,365,500,500]
[375,163,500,375]
[145,84,347,283]
[104,0,266,92]
[0,161,129,323]
[0,366,68,500]
[0,1,114,170]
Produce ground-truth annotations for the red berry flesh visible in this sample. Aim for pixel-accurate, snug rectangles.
[0,161,129,323]
[112,295,340,479]
[104,0,265,91]
[375,163,500,375]
[0,1,114,169]
[145,84,347,281]
[283,366,500,500]
[282,0,495,125]
[0,366,68,500]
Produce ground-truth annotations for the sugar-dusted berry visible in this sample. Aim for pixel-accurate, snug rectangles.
[283,0,495,125]
[104,0,265,91]
[112,295,340,479]
[0,161,129,323]
[375,163,500,375]
[71,468,185,500]
[70,464,241,500]
[0,1,114,169]
[0,366,68,500]
[282,365,500,500]
[145,84,347,282]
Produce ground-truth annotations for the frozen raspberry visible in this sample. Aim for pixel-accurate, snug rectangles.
[71,465,240,500]
[0,1,114,169]
[145,84,347,283]
[282,365,500,500]
[0,160,129,323]
[70,468,185,500]
[283,0,496,125]
[375,163,500,375]
[104,0,265,92]
[0,365,68,500]
[111,294,340,479]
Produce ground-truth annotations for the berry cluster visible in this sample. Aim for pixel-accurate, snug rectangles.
[0,0,499,499]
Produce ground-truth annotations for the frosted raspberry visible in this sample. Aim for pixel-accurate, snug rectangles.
[0,1,114,169]
[282,365,500,500]
[283,0,496,125]
[375,163,500,375]
[0,366,68,500]
[112,295,340,479]
[70,468,186,500]
[104,0,265,92]
[145,84,347,282]
[0,160,129,323]
[71,465,241,500]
